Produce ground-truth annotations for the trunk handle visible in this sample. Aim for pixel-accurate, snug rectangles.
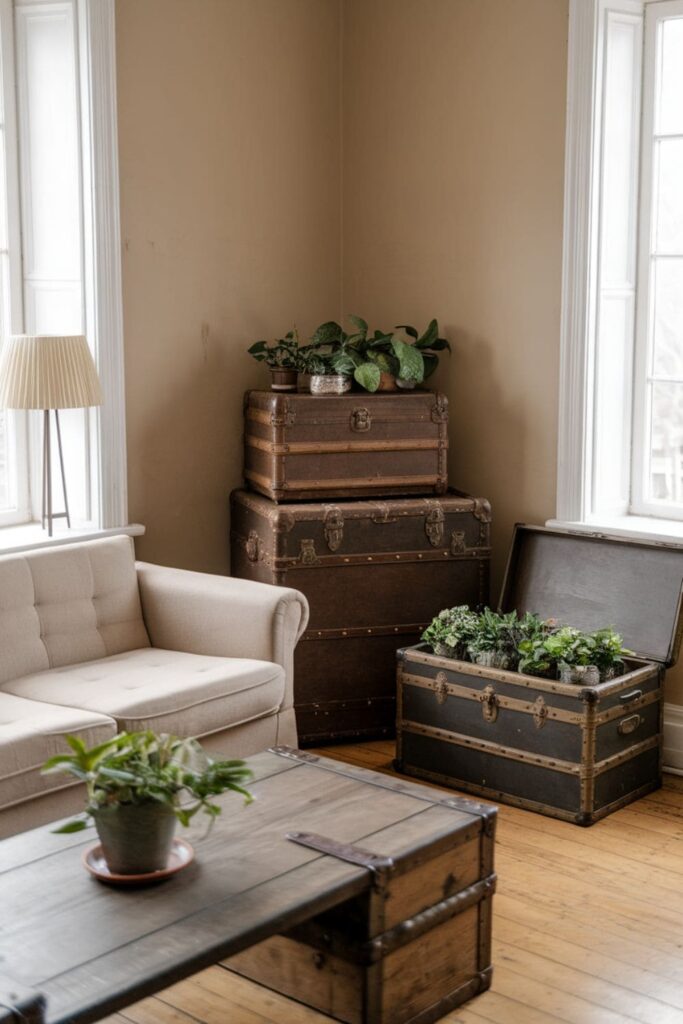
[617,713,642,736]
[619,689,643,703]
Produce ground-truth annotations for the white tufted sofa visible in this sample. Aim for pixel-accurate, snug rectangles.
[0,536,308,838]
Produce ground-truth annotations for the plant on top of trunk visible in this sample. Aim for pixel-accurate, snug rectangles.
[248,330,301,370]
[349,317,450,393]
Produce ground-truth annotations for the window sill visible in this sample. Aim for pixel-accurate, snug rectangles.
[0,521,145,556]
[546,515,683,547]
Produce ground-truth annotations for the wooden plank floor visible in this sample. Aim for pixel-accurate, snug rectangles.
[103,741,683,1024]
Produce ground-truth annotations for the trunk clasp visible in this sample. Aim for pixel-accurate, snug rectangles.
[323,506,344,552]
[351,407,371,432]
[480,685,499,723]
[425,505,445,547]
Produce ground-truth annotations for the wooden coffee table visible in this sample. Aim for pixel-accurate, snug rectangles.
[0,747,496,1024]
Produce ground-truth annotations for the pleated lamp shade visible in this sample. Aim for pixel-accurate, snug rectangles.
[0,335,103,410]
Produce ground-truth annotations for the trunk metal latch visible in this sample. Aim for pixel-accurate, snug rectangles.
[323,506,344,552]
[350,407,371,432]
[480,685,499,723]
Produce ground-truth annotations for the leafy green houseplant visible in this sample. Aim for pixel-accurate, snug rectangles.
[466,609,520,669]
[248,330,301,392]
[43,731,253,875]
[299,315,450,394]
[422,605,479,659]
[298,320,358,393]
[347,318,450,393]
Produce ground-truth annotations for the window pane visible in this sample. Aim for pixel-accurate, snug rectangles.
[653,258,683,379]
[655,138,683,253]
[648,382,683,502]
[658,16,683,135]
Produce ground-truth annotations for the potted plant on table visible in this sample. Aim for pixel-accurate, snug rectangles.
[248,330,301,392]
[43,731,253,876]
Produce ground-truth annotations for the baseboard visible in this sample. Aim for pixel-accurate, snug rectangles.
[663,703,683,776]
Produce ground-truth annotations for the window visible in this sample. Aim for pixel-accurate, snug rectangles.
[0,0,129,543]
[633,1,683,518]
[557,0,683,537]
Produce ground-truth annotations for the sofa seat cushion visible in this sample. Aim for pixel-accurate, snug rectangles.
[3,648,286,738]
[0,692,116,811]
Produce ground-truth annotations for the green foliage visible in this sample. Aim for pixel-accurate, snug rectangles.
[354,362,382,392]
[421,605,480,658]
[297,315,450,390]
[421,606,631,683]
[43,731,254,834]
[248,329,301,371]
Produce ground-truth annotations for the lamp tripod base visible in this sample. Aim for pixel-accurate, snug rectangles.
[42,409,71,538]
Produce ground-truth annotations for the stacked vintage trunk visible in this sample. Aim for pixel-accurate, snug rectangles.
[231,389,492,744]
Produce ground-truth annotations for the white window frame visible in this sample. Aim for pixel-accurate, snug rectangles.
[553,0,683,543]
[0,0,29,526]
[0,0,130,546]
[631,0,683,519]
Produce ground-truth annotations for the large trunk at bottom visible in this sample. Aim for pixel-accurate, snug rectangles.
[396,644,663,825]
[230,490,492,744]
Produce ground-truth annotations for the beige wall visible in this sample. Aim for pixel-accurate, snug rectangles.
[116,0,342,573]
[342,0,568,594]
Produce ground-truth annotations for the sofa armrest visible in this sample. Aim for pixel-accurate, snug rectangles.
[136,562,309,711]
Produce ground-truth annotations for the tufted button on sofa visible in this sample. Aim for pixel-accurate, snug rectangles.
[0,536,309,838]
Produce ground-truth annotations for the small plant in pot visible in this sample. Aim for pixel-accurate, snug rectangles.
[299,320,356,394]
[542,626,601,684]
[422,605,479,659]
[466,608,520,669]
[591,627,632,681]
[248,330,301,392]
[42,731,253,876]
[350,318,450,393]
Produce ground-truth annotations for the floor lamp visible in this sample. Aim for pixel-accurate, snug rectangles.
[0,335,103,536]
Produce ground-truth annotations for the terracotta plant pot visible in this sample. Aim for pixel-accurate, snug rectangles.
[377,372,398,391]
[93,802,177,875]
[309,374,352,395]
[270,368,298,392]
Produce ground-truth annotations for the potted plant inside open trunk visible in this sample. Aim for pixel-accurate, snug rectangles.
[43,731,253,876]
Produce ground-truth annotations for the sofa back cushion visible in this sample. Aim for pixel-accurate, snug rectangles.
[0,536,150,686]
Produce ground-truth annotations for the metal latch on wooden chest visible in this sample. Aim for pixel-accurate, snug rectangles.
[533,695,548,730]
[425,506,445,547]
[323,507,344,552]
[350,407,371,432]
[480,686,499,723]
[287,831,394,891]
